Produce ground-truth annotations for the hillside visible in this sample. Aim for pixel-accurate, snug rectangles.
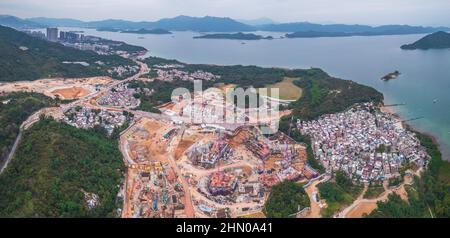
[0,25,136,82]
[401,31,450,50]
[0,118,125,217]
[27,17,86,27]
[0,15,43,28]
[148,15,254,32]
[287,68,384,120]
[0,93,58,167]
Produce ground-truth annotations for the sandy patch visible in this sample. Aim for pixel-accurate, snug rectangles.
[0,77,113,98]
[51,87,91,99]
[127,118,177,164]
[346,201,378,218]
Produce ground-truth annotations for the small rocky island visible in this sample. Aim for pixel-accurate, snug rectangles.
[194,32,274,40]
[381,71,401,81]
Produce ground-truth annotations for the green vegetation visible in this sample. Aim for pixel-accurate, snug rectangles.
[376,144,391,153]
[388,176,403,187]
[401,31,450,50]
[0,92,58,164]
[0,118,125,217]
[259,77,302,101]
[264,181,310,218]
[288,68,384,120]
[367,132,450,218]
[367,188,429,218]
[318,171,363,217]
[141,69,159,79]
[363,184,385,199]
[0,25,137,82]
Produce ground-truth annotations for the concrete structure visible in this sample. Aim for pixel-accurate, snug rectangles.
[46,27,58,42]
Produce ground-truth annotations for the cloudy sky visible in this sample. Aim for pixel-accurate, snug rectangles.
[1,0,450,26]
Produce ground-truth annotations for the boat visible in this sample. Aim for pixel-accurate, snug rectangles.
[433,99,438,103]
[381,70,401,81]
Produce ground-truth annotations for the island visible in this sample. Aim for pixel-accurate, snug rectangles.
[121,28,172,34]
[401,31,450,50]
[381,71,401,81]
[194,32,273,40]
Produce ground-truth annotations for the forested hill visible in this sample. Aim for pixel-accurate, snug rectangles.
[0,25,135,82]
[0,93,58,166]
[0,118,125,217]
[401,31,450,50]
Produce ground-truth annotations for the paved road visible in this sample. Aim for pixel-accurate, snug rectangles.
[0,130,22,174]
[0,108,54,174]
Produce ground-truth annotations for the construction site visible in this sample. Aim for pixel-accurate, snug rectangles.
[119,111,317,218]
[120,118,190,218]
[0,76,113,100]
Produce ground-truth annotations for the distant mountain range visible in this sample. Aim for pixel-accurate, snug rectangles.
[237,17,276,26]
[0,15,44,28]
[1,14,449,36]
[401,31,450,50]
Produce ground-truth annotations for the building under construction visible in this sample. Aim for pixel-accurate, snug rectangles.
[232,126,271,161]
[208,172,238,196]
[187,137,233,169]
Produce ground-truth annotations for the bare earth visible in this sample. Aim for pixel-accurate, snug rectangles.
[51,87,91,99]
[0,76,113,99]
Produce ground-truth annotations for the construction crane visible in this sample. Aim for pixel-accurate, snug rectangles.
[284,116,295,165]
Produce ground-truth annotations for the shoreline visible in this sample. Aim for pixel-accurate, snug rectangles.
[380,104,447,161]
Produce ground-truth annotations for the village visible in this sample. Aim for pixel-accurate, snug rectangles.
[298,103,429,183]
[152,64,221,82]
